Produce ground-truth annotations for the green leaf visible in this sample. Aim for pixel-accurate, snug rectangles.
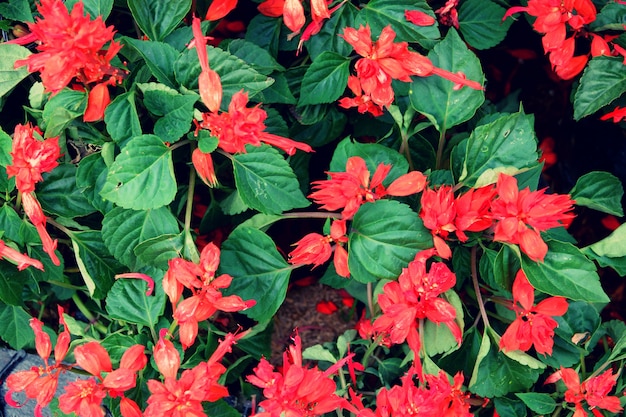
[409,29,485,132]
[298,52,350,106]
[225,39,285,75]
[174,46,273,110]
[302,345,337,363]
[515,393,557,414]
[42,89,86,136]
[468,334,541,397]
[584,223,626,259]
[70,230,124,298]
[104,91,143,143]
[220,227,291,323]
[101,333,139,365]
[0,44,31,99]
[423,290,464,356]
[0,0,32,22]
[255,73,297,104]
[349,200,433,283]
[232,145,310,215]
[134,233,184,270]
[127,0,191,42]
[357,0,440,48]
[100,135,176,210]
[76,153,114,214]
[458,0,512,50]
[458,111,538,187]
[570,171,624,216]
[65,0,113,20]
[0,126,12,166]
[590,2,626,31]
[245,14,282,58]
[306,2,358,60]
[105,277,165,327]
[139,83,197,143]
[101,207,180,269]
[494,397,527,417]
[121,38,179,88]
[0,263,24,305]
[0,205,27,246]
[37,164,96,218]
[0,303,34,349]
[574,57,626,120]
[290,108,347,148]
[521,240,610,303]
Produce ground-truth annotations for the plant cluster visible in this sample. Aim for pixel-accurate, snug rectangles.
[0,0,625,416]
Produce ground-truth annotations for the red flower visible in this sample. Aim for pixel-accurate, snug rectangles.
[405,9,436,26]
[58,378,107,417]
[546,367,623,416]
[289,219,350,276]
[0,239,44,271]
[13,0,124,95]
[373,249,461,376]
[6,123,60,194]
[601,106,626,123]
[338,75,385,116]
[190,16,222,112]
[436,0,460,28]
[491,173,575,262]
[21,192,60,266]
[419,185,457,259]
[83,82,110,122]
[192,148,218,187]
[247,332,350,416]
[499,270,568,355]
[316,300,338,314]
[206,0,238,20]
[538,137,557,171]
[197,90,312,155]
[454,185,496,242]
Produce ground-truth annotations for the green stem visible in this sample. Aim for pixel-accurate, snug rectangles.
[471,246,490,328]
[47,279,86,291]
[435,129,446,170]
[361,334,382,368]
[184,167,197,236]
[71,293,108,334]
[366,282,374,318]
[281,212,342,220]
[169,139,192,152]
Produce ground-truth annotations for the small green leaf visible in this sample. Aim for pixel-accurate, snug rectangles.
[101,206,180,269]
[521,240,610,303]
[134,233,184,270]
[65,0,113,20]
[0,44,31,99]
[584,223,626,259]
[298,52,350,106]
[220,227,291,323]
[0,303,34,349]
[458,111,539,187]
[302,345,337,363]
[101,135,176,210]
[38,164,96,218]
[0,263,24,306]
[232,145,310,215]
[515,393,557,414]
[306,2,358,59]
[357,0,440,48]
[106,277,166,327]
[76,153,114,214]
[122,38,179,88]
[127,0,191,41]
[458,0,512,50]
[139,83,197,143]
[104,91,143,143]
[570,171,624,216]
[349,200,433,283]
[225,39,285,75]
[574,57,626,120]
[590,2,626,31]
[244,14,282,57]
[410,29,485,132]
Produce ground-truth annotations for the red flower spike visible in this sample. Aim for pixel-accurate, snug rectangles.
[120,397,143,417]
[333,244,350,277]
[74,342,113,377]
[7,123,60,194]
[405,9,436,26]
[83,82,110,122]
[153,329,180,379]
[21,192,60,266]
[30,318,52,363]
[120,345,148,373]
[338,75,384,116]
[0,239,44,271]
[288,233,332,267]
[258,0,285,17]
[114,272,155,296]
[55,306,71,363]
[454,185,496,242]
[192,148,219,187]
[283,0,306,34]
[499,270,568,355]
[385,170,427,197]
[206,0,238,21]
[190,16,222,112]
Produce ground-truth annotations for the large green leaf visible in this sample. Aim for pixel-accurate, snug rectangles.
[232,145,310,215]
[70,230,124,298]
[100,135,176,210]
[220,227,292,323]
[134,233,185,271]
[349,200,433,283]
[127,0,191,42]
[101,207,180,269]
[0,0,32,22]
[409,29,485,132]
[0,205,27,246]
[521,240,610,303]
[585,223,626,259]
[225,39,285,75]
[65,0,113,19]
[138,83,197,143]
[0,44,31,99]
[41,89,86,137]
[0,263,24,305]
[174,46,273,111]
[590,2,626,31]
[458,111,538,187]
[121,38,179,88]
[38,164,96,218]
[469,333,541,397]
[244,14,283,58]
[574,57,626,120]
[106,278,165,327]
[76,153,114,214]
[306,2,358,60]
[104,91,143,143]
[570,171,624,216]
[298,52,350,106]
[458,0,512,50]
[0,303,33,349]
[356,0,439,48]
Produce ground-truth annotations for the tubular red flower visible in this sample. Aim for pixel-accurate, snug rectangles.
[21,192,60,266]
[405,9,436,26]
[153,329,180,379]
[191,16,222,112]
[74,342,113,377]
[0,240,44,271]
[206,0,238,20]
[83,82,110,122]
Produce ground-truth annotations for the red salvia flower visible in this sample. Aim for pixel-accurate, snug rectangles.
[419,185,457,259]
[247,332,350,416]
[600,106,626,123]
[0,239,44,271]
[373,249,461,377]
[436,0,460,28]
[546,367,623,417]
[499,270,568,355]
[197,90,313,155]
[405,9,436,26]
[454,185,496,242]
[491,173,575,262]
[206,0,238,21]
[5,307,70,417]
[338,75,385,116]
[21,192,60,266]
[6,123,60,194]
[316,300,339,314]
[289,219,350,277]
[192,147,219,187]
[190,16,222,112]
